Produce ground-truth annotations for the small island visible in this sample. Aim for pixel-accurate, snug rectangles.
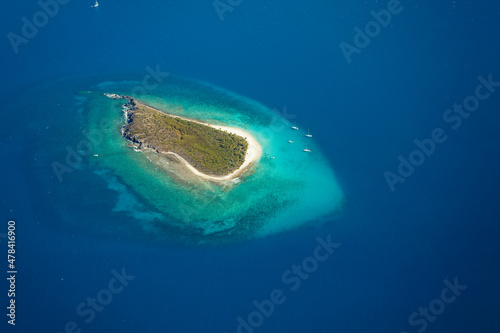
[114,95,261,181]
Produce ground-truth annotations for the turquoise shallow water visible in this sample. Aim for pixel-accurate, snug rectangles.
[2,1,500,332]
[18,75,343,244]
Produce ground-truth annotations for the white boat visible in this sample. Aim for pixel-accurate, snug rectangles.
[291,122,299,130]
[303,144,311,153]
[288,140,294,143]
[305,129,312,138]
[91,1,99,7]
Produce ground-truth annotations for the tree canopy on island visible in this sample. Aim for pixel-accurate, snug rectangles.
[122,102,248,176]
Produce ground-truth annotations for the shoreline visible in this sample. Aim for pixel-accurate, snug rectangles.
[117,95,262,182]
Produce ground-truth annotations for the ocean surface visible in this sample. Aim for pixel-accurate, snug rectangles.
[1,1,500,332]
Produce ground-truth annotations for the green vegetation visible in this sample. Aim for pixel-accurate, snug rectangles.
[122,101,248,176]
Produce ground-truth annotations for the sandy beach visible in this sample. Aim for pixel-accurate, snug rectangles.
[130,100,262,182]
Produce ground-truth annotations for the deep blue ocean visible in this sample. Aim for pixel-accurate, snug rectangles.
[1,1,500,332]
